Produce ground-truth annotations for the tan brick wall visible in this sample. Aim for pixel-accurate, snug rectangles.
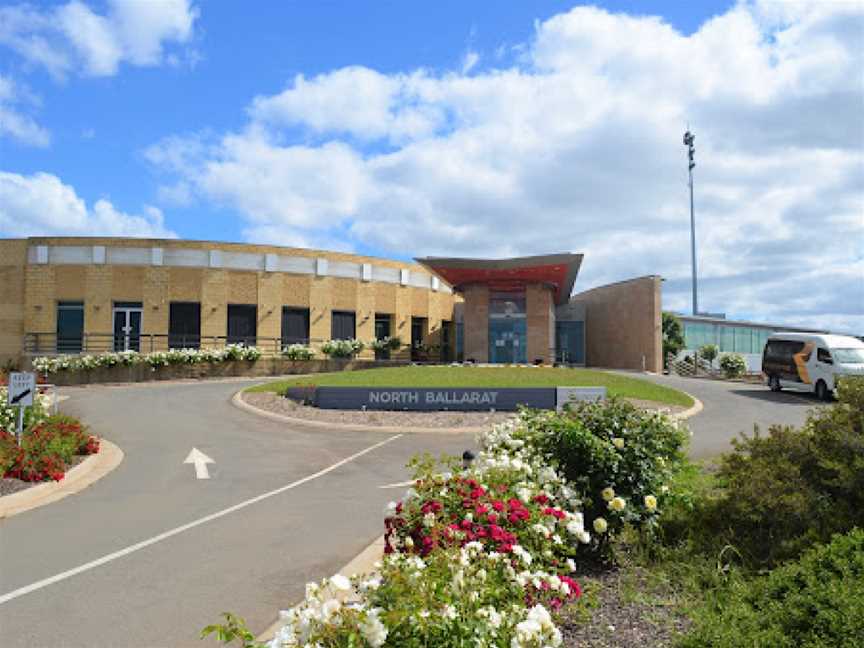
[526,284,554,363]
[0,240,27,365]
[569,275,662,372]
[4,237,458,360]
[463,284,490,362]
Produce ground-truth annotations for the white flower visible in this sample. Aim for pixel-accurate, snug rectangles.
[443,604,457,620]
[601,487,615,501]
[593,517,609,533]
[644,494,658,511]
[612,437,625,449]
[608,497,626,512]
[359,610,388,647]
[329,574,351,592]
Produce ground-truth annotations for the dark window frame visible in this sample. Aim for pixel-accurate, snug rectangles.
[331,310,356,341]
[169,302,201,349]
[56,301,85,354]
[282,306,311,346]
[227,304,258,346]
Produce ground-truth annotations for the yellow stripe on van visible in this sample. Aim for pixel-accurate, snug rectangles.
[793,342,814,384]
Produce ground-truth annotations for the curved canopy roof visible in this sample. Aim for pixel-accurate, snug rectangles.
[415,253,583,305]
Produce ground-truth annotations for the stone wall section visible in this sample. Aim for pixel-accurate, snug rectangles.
[462,285,490,362]
[569,275,662,372]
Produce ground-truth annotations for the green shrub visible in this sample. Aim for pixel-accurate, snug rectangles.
[320,339,364,358]
[698,344,719,367]
[718,353,746,378]
[523,397,689,556]
[681,529,864,648]
[667,377,864,569]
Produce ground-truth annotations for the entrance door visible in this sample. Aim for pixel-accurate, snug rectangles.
[488,318,527,364]
[113,302,143,352]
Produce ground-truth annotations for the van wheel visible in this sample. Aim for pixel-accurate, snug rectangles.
[815,380,830,401]
[769,375,781,392]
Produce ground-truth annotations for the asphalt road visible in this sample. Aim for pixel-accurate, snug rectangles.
[0,374,823,647]
[0,379,475,648]
[622,372,825,459]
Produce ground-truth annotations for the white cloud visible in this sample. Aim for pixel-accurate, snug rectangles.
[0,0,198,78]
[0,75,49,146]
[146,1,864,332]
[0,171,177,238]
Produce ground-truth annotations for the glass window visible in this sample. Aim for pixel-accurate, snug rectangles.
[719,326,735,352]
[817,348,833,364]
[282,307,310,345]
[489,290,526,317]
[489,318,527,363]
[331,311,356,340]
[169,302,201,349]
[374,313,392,341]
[556,321,585,364]
[57,301,84,354]
[227,304,257,345]
[411,317,427,361]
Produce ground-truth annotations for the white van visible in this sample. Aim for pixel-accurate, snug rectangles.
[762,333,864,400]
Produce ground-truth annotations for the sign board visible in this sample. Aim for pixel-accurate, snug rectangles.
[7,372,35,407]
[556,386,607,411]
[315,387,557,411]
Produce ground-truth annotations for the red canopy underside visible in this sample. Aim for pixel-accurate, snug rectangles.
[424,263,572,304]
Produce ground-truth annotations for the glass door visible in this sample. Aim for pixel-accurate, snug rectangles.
[113,302,143,352]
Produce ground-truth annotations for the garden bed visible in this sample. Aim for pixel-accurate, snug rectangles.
[249,366,694,408]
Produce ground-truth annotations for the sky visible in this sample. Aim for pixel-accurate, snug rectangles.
[0,0,862,334]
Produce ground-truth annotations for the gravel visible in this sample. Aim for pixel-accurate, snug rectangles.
[561,567,691,648]
[243,391,516,429]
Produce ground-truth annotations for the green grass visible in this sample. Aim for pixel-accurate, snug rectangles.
[247,365,693,407]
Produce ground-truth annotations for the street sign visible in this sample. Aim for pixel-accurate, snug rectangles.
[8,372,35,407]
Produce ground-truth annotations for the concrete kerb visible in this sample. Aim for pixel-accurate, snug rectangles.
[257,535,386,643]
[231,389,492,435]
[0,439,124,519]
[248,388,703,642]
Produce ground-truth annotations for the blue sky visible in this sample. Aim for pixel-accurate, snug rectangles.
[0,1,862,332]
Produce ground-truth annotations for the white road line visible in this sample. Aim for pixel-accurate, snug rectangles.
[378,480,414,489]
[0,434,403,606]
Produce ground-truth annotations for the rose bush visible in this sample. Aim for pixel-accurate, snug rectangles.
[0,414,99,482]
[281,344,315,360]
[206,401,688,647]
[320,339,365,358]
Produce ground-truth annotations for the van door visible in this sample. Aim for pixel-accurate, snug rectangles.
[815,347,835,389]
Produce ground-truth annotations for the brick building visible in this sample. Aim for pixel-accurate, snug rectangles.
[0,237,661,371]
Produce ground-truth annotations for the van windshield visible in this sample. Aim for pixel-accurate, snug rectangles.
[833,348,864,364]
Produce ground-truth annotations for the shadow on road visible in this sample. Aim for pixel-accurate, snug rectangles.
[727,388,826,407]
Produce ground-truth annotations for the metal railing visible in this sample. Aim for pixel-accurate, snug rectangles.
[23,332,455,363]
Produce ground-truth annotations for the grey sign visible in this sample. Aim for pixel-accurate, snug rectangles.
[314,387,557,411]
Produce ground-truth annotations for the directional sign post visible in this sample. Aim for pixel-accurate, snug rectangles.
[8,372,36,445]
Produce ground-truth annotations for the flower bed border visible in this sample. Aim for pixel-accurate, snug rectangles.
[0,438,123,519]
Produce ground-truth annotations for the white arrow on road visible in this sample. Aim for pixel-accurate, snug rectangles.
[184,448,214,479]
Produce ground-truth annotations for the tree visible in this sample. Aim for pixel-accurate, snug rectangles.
[699,343,719,369]
[662,312,685,365]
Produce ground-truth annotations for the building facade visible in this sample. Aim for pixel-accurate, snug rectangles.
[0,237,662,372]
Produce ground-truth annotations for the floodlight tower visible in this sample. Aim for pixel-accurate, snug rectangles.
[683,129,698,316]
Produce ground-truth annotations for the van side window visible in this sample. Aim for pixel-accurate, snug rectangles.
[817,348,833,363]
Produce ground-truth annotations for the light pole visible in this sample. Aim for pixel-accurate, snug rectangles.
[683,129,698,316]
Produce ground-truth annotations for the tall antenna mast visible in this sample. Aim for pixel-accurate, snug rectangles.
[683,128,698,315]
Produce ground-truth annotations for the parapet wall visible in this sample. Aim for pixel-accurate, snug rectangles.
[569,275,662,373]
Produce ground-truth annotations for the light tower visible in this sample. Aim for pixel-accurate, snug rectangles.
[683,129,698,315]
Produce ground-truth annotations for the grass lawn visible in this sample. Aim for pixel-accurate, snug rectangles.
[247,365,693,407]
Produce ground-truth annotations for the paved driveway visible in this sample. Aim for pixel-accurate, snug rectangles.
[0,374,824,647]
[0,379,474,648]
[625,373,825,459]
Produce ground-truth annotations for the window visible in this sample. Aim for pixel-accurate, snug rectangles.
[817,348,833,364]
[169,302,201,349]
[411,317,427,361]
[282,307,310,345]
[227,304,257,345]
[331,310,355,340]
[556,321,585,364]
[57,301,84,353]
[374,313,392,341]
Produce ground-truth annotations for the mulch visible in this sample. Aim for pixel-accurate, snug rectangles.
[561,567,691,648]
[0,454,87,498]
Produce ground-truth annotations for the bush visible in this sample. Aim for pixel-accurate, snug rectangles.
[681,529,864,648]
[320,339,364,358]
[370,336,401,352]
[668,377,864,569]
[282,344,315,360]
[698,344,719,367]
[521,398,689,556]
[1,414,99,482]
[31,345,262,374]
[718,353,746,378]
